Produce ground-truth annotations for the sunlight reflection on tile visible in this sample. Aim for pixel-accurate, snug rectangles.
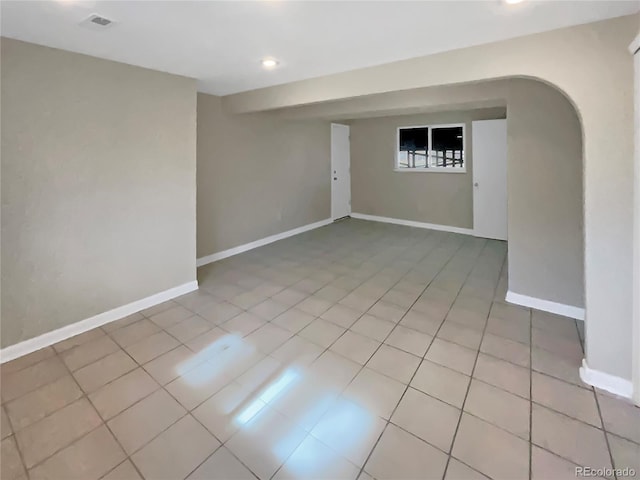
[175,334,254,386]
[236,368,300,426]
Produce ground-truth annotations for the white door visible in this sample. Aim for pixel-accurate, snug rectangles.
[331,123,351,220]
[472,119,508,240]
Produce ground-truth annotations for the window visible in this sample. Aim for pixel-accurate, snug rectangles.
[396,123,465,172]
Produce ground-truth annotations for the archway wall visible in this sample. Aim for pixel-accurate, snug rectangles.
[225,14,639,380]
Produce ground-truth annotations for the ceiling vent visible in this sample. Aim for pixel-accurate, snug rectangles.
[80,14,115,30]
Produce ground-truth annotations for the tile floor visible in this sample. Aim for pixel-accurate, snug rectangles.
[2,219,639,480]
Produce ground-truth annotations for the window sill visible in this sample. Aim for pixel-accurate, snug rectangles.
[393,168,467,174]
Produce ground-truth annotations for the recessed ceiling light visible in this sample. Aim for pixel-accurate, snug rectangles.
[504,0,525,4]
[261,58,279,69]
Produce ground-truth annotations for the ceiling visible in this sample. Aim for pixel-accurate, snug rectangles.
[2,1,638,96]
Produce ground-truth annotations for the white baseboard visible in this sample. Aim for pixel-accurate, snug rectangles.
[506,290,585,321]
[350,213,474,235]
[0,280,198,364]
[196,218,333,267]
[579,359,633,399]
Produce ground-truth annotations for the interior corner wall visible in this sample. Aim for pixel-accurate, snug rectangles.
[0,38,198,348]
[196,93,331,258]
[507,80,584,309]
[349,108,506,229]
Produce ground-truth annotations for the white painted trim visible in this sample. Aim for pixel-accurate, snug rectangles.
[629,32,639,55]
[0,281,198,364]
[351,212,474,235]
[579,359,633,400]
[196,218,333,267]
[505,290,584,321]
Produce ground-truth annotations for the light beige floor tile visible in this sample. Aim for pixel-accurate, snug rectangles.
[167,315,212,343]
[480,333,530,368]
[272,288,309,307]
[425,338,477,376]
[343,368,405,420]
[245,323,292,354]
[141,345,203,385]
[272,309,316,334]
[192,381,255,443]
[311,397,386,467]
[107,389,186,454]
[165,359,234,410]
[330,331,381,365]
[230,290,269,310]
[298,319,345,348]
[532,328,583,362]
[366,344,420,384]
[5,375,82,431]
[438,321,483,350]
[384,325,432,357]
[53,329,105,353]
[321,304,363,329]
[608,433,640,473]
[315,285,350,303]
[124,330,179,365]
[445,458,489,480]
[271,336,324,367]
[174,290,218,313]
[381,289,419,309]
[490,302,530,323]
[101,460,143,480]
[308,350,361,391]
[350,314,395,342]
[399,310,443,336]
[486,316,530,344]
[445,307,487,332]
[198,301,243,326]
[148,305,196,329]
[250,299,291,320]
[73,350,137,393]
[0,347,56,376]
[367,301,407,323]
[274,434,360,480]
[1,436,26,480]
[597,392,640,444]
[531,347,584,386]
[1,406,12,439]
[391,386,461,452]
[531,403,611,471]
[296,296,333,316]
[339,293,378,313]
[226,407,307,480]
[188,446,255,480]
[531,311,579,340]
[16,398,102,468]
[452,413,529,480]
[236,356,283,391]
[109,319,161,348]
[1,356,68,402]
[411,360,470,408]
[101,313,145,334]
[131,415,220,480]
[465,379,530,439]
[531,445,602,480]
[89,368,159,420]
[184,327,229,356]
[532,372,599,426]
[28,426,125,480]
[141,300,177,318]
[473,353,530,398]
[61,335,121,371]
[365,424,448,480]
[222,312,266,337]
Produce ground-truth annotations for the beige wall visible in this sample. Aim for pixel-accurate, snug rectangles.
[197,93,330,257]
[349,108,506,229]
[224,14,637,381]
[1,38,198,348]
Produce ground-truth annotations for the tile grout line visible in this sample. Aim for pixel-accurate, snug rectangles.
[354,235,491,480]
[529,298,534,480]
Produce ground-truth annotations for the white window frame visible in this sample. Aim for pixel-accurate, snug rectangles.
[395,123,466,173]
